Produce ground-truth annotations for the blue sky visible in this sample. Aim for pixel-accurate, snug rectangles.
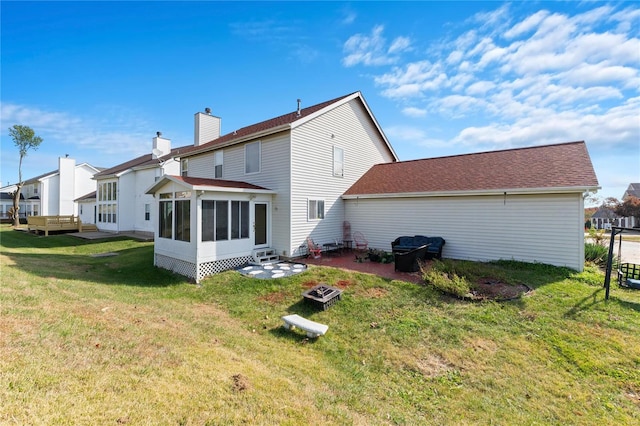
[1,1,638,205]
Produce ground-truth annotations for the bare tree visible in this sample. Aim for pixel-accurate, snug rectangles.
[8,125,43,227]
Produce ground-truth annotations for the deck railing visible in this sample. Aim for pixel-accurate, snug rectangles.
[27,215,83,236]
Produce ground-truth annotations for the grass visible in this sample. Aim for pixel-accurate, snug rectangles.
[1,225,640,424]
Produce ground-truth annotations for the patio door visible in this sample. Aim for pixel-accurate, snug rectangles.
[254,202,268,247]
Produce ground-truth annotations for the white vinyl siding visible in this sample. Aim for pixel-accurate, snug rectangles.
[183,132,292,256]
[345,193,586,271]
[290,98,395,255]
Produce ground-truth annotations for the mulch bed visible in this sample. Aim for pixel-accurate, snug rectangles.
[467,278,532,301]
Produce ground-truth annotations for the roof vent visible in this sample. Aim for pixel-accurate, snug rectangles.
[157,131,162,137]
[205,107,211,115]
[297,99,301,117]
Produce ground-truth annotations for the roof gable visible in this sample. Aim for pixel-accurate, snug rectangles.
[94,145,189,178]
[624,183,640,199]
[344,141,600,197]
[178,92,398,161]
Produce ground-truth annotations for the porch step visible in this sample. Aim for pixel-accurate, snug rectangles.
[80,224,99,232]
[252,248,280,265]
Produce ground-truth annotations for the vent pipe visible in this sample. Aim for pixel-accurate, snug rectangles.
[296,99,301,117]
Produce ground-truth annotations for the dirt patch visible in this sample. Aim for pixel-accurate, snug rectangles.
[231,373,250,392]
[469,278,532,301]
[365,287,389,298]
[258,291,288,305]
[334,279,354,289]
[301,280,319,289]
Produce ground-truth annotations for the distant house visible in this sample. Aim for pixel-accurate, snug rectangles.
[145,91,599,282]
[92,133,192,236]
[0,157,101,222]
[590,183,639,229]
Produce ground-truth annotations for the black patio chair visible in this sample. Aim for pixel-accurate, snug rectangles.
[394,244,429,272]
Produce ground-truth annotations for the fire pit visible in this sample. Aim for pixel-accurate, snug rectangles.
[302,284,343,310]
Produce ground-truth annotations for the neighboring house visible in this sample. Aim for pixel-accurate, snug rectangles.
[146,92,397,281]
[146,92,599,282]
[92,125,213,235]
[343,141,599,272]
[0,190,24,222]
[590,183,640,229]
[75,191,97,225]
[0,157,101,221]
[591,208,620,230]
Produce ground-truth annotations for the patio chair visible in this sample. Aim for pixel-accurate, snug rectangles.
[353,231,368,251]
[306,237,322,259]
[394,245,429,272]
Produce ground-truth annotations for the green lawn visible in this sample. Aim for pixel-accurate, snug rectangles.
[1,226,639,425]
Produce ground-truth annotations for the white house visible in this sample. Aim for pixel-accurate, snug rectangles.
[0,157,101,221]
[146,92,397,281]
[146,92,599,282]
[92,132,198,235]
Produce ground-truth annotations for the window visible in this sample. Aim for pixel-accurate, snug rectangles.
[175,200,190,242]
[215,200,229,241]
[202,199,250,242]
[245,141,260,174]
[308,199,325,220]
[333,146,344,177]
[144,203,150,221]
[97,180,117,224]
[231,201,249,239]
[181,158,188,177]
[159,193,172,239]
[214,150,223,178]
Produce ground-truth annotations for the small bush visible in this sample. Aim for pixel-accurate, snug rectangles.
[584,242,609,267]
[423,260,472,297]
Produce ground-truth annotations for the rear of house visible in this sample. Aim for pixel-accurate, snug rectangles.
[147,92,397,281]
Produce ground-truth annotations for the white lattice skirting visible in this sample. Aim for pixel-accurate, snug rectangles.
[155,254,253,282]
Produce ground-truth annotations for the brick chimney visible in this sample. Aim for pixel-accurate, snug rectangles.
[194,107,221,146]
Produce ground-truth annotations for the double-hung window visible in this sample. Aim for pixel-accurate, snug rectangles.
[180,158,188,177]
[308,199,325,220]
[245,141,260,174]
[214,151,223,178]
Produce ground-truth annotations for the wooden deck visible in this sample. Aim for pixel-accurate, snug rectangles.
[27,215,93,236]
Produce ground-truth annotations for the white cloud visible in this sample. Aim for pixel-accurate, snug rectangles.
[388,36,411,54]
[342,25,410,67]
[385,125,449,148]
[402,107,427,117]
[504,10,549,38]
[1,102,152,157]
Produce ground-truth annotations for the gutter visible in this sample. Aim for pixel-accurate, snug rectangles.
[342,185,601,200]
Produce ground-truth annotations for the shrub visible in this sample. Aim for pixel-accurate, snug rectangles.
[584,242,609,267]
[423,260,472,298]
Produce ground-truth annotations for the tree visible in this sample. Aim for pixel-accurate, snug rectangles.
[8,125,43,227]
[614,196,640,228]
